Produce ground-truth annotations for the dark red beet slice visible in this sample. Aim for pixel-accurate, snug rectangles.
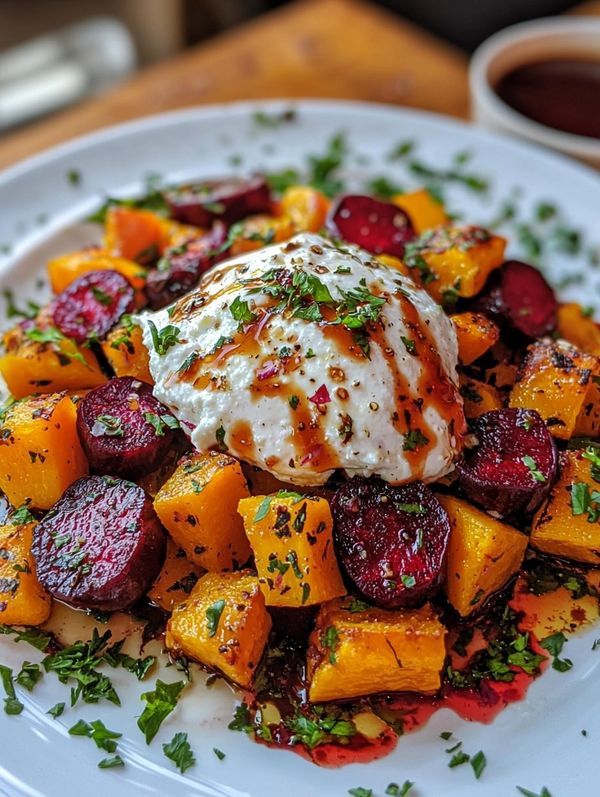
[146,222,227,310]
[32,475,166,611]
[76,377,179,478]
[331,478,450,608]
[53,270,135,343]
[457,408,558,516]
[476,260,557,338]
[164,176,272,227]
[327,195,415,258]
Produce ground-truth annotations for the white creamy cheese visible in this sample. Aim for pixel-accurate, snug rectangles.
[140,233,464,486]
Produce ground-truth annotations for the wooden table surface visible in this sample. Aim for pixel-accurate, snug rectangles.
[0,0,599,170]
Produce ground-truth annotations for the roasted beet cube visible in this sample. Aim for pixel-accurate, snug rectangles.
[476,260,557,338]
[52,270,135,343]
[32,475,166,612]
[331,478,450,608]
[76,376,179,478]
[327,195,415,258]
[457,408,558,516]
[164,176,272,227]
[145,222,227,309]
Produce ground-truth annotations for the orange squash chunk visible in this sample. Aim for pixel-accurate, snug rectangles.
[451,312,500,365]
[405,225,505,305]
[532,450,600,565]
[280,186,330,232]
[47,249,147,305]
[307,598,446,702]
[510,340,600,440]
[557,303,600,357]
[148,539,204,612]
[459,376,503,419]
[238,493,346,608]
[104,206,170,262]
[0,392,88,509]
[153,451,251,571]
[0,324,106,399]
[392,188,449,233]
[439,495,528,617]
[166,570,272,687]
[0,522,51,626]
[229,215,295,254]
[101,322,153,383]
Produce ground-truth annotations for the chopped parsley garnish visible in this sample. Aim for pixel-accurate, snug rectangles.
[229,296,257,325]
[213,747,226,760]
[289,394,299,409]
[91,286,113,306]
[0,664,23,715]
[403,429,429,452]
[92,414,124,438]
[522,455,546,483]
[69,718,122,753]
[16,661,42,691]
[147,319,182,355]
[0,625,52,651]
[42,629,120,706]
[517,787,553,797]
[144,412,179,436]
[137,679,186,744]
[206,599,226,637]
[570,481,600,522]
[47,702,65,719]
[98,755,124,769]
[385,782,414,797]
[348,789,372,797]
[253,490,304,521]
[366,176,404,199]
[539,631,573,672]
[321,626,340,664]
[286,708,355,749]
[67,169,81,186]
[215,424,228,451]
[3,289,40,320]
[582,445,600,482]
[162,731,196,773]
[400,574,416,589]
[470,750,487,779]
[395,502,426,514]
[401,335,416,354]
[9,505,37,525]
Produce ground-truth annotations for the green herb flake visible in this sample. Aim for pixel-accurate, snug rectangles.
[47,702,65,719]
[147,320,182,356]
[522,455,546,483]
[386,782,414,796]
[470,750,487,779]
[163,731,196,773]
[0,664,23,715]
[321,626,340,664]
[402,429,429,452]
[206,599,226,638]
[517,787,553,797]
[229,296,257,325]
[98,755,124,769]
[137,679,186,744]
[15,661,42,691]
[395,502,426,515]
[540,631,573,672]
[348,789,372,797]
[213,747,226,760]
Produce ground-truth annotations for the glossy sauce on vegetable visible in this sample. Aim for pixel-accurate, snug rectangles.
[495,59,600,139]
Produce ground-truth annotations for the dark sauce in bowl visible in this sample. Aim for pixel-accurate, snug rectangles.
[495,58,600,140]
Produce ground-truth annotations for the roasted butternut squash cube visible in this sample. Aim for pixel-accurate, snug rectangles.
[0,522,51,625]
[510,340,600,440]
[0,324,106,399]
[229,215,295,254]
[439,495,528,616]
[575,382,600,438]
[531,450,600,565]
[376,254,411,277]
[0,393,88,509]
[237,493,346,607]
[404,225,505,305]
[148,539,204,612]
[47,249,147,305]
[557,303,600,357]
[104,206,170,263]
[280,186,330,232]
[451,312,500,365]
[459,376,503,419]
[154,451,251,571]
[101,322,153,383]
[392,188,449,233]
[307,598,446,702]
[165,570,272,687]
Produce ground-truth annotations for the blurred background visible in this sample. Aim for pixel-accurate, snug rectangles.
[0,0,585,134]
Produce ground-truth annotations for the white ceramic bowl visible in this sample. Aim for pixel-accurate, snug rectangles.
[470,17,600,166]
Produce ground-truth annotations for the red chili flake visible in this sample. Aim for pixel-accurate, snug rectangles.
[309,384,331,405]
[257,360,279,381]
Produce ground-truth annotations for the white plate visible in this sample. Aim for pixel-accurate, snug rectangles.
[0,100,599,797]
